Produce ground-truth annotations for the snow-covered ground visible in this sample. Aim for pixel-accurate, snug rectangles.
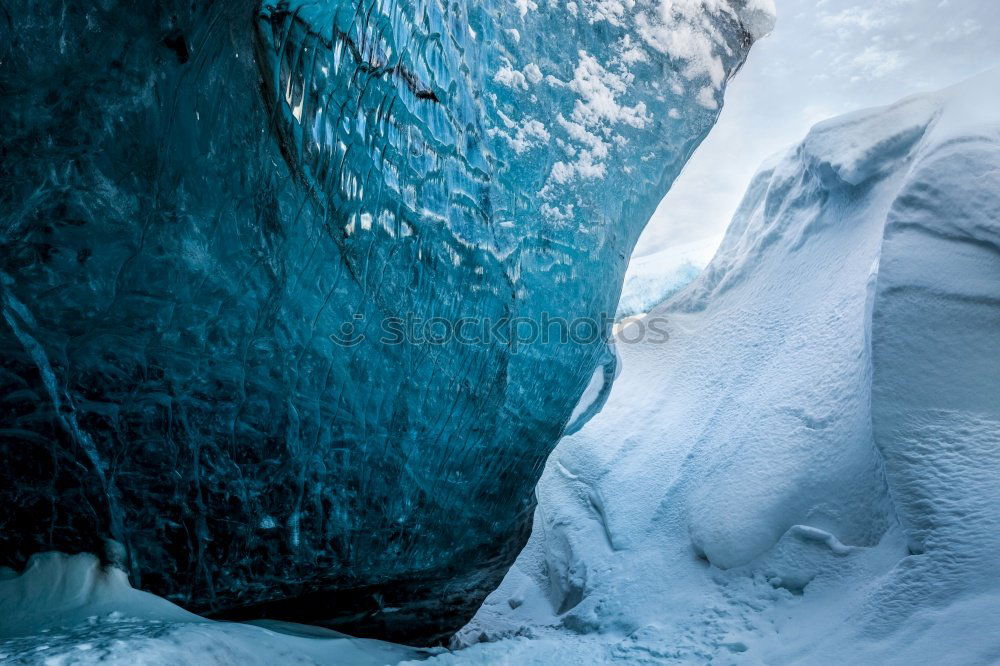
[449,68,1000,664]
[616,236,722,319]
[0,553,433,664]
[4,70,998,665]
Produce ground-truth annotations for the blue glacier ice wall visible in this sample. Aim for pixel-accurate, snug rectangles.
[0,0,768,643]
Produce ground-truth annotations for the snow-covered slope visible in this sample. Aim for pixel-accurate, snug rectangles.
[449,69,1000,663]
[616,236,722,319]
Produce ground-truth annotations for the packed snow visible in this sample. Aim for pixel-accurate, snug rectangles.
[4,67,998,666]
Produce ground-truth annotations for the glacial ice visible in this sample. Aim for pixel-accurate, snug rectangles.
[0,0,768,642]
[452,69,1000,663]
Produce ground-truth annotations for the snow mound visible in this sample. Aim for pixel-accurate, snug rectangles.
[616,237,721,318]
[450,68,1000,663]
[0,553,430,664]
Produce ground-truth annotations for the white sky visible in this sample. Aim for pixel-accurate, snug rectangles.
[632,0,1000,261]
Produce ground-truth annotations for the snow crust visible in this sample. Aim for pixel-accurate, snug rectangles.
[449,68,1000,663]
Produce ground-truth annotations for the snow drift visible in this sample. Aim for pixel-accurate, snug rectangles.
[615,236,722,319]
[450,69,1000,663]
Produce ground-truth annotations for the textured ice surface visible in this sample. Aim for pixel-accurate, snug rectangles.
[453,69,1000,663]
[0,0,767,642]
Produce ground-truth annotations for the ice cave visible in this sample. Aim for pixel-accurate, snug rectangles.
[1,0,998,664]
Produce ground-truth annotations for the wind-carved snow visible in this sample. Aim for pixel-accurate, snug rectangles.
[450,69,1000,664]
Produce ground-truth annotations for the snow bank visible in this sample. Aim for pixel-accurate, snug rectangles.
[450,69,1000,663]
[616,236,721,318]
[0,553,430,664]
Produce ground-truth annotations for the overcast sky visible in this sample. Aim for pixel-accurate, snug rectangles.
[632,0,1000,261]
